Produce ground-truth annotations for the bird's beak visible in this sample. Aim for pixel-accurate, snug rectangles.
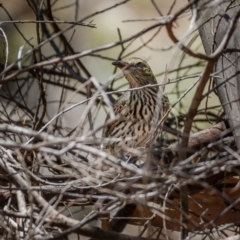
[112,60,128,69]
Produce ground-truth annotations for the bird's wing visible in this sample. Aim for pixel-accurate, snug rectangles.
[102,92,130,138]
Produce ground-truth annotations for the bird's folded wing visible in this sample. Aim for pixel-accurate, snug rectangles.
[102,92,130,138]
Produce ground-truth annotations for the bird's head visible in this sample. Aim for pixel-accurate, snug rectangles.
[112,57,157,88]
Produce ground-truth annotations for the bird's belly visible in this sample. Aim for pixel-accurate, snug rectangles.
[112,119,159,148]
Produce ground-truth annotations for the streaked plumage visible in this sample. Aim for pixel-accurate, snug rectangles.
[103,57,169,158]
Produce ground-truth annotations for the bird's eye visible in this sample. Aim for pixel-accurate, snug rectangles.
[136,62,144,67]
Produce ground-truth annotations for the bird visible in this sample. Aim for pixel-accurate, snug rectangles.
[102,57,169,162]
